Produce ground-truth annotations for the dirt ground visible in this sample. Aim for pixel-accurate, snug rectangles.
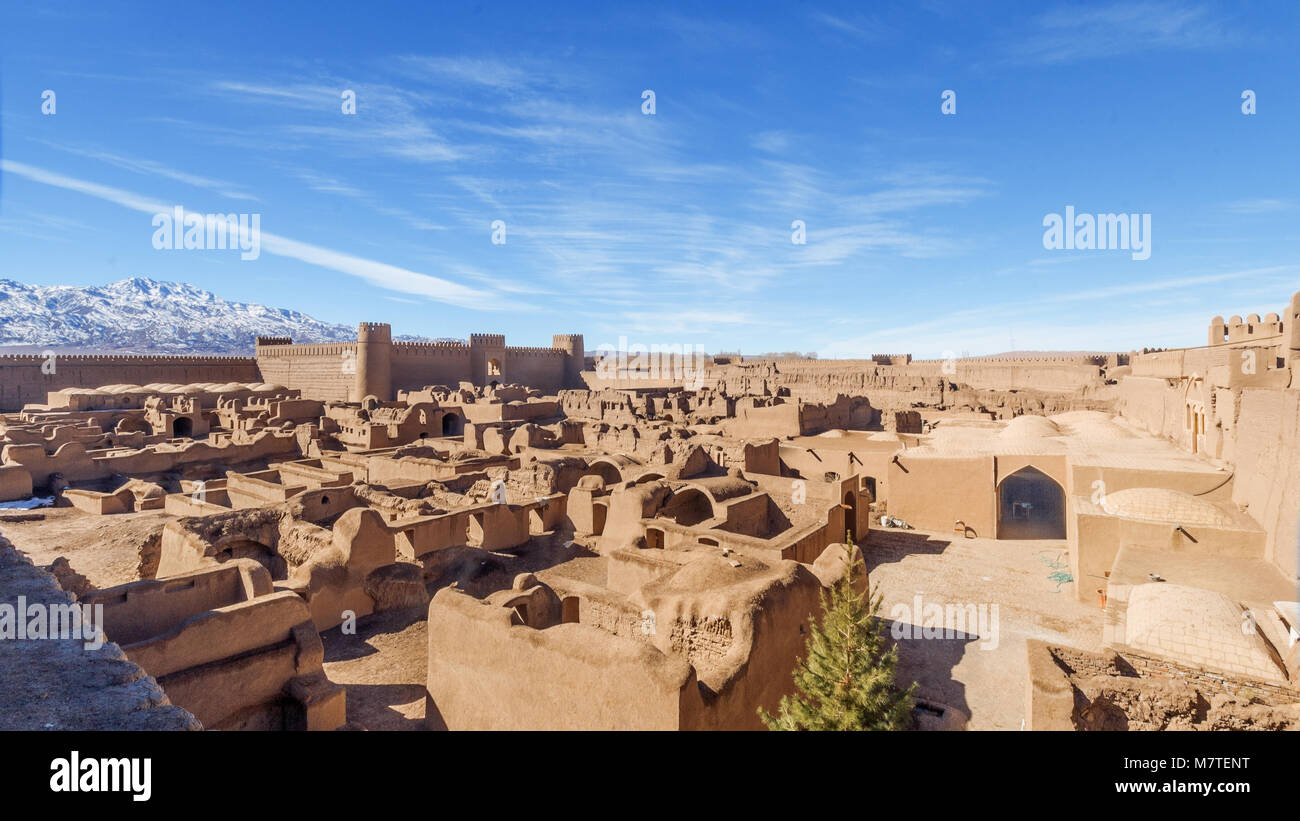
[0,506,169,588]
[321,608,429,730]
[867,527,1105,730]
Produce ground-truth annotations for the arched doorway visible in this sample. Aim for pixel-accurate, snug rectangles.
[1183,376,1206,454]
[997,466,1065,540]
[173,417,194,437]
[583,461,623,486]
[441,412,462,436]
[215,539,287,580]
[659,488,714,526]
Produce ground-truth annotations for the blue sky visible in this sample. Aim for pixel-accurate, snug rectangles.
[1,0,1297,357]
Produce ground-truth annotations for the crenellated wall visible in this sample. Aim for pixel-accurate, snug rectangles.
[505,346,569,393]
[390,342,473,394]
[254,341,359,402]
[0,353,260,412]
[904,357,1109,392]
[254,325,584,401]
[1208,312,1285,347]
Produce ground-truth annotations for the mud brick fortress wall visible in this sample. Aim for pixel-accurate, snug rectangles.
[390,341,473,397]
[253,339,360,402]
[0,354,260,412]
[908,356,1112,393]
[255,325,584,401]
[703,354,1114,408]
[0,325,582,411]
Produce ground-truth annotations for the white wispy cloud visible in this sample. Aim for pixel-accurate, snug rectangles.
[389,56,538,90]
[751,131,793,153]
[207,80,464,163]
[0,210,100,243]
[809,11,889,42]
[290,169,448,231]
[11,54,1013,342]
[618,309,754,336]
[0,159,523,311]
[187,56,985,305]
[1008,1,1241,64]
[659,13,769,49]
[2,160,173,213]
[818,265,1296,357]
[38,141,258,201]
[1223,198,1295,215]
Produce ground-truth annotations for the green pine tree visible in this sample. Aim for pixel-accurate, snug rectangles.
[759,544,916,730]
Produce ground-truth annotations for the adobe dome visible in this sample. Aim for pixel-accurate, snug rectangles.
[664,555,765,592]
[1099,487,1235,527]
[1125,584,1285,681]
[998,415,1060,439]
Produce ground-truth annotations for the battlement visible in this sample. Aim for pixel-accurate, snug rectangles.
[509,346,567,357]
[394,340,469,348]
[392,341,471,356]
[871,354,912,365]
[245,324,586,398]
[0,353,255,364]
[254,343,355,357]
[255,336,293,347]
[358,322,392,343]
[1208,312,1285,347]
[908,355,1111,365]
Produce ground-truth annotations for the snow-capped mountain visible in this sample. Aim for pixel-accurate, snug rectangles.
[0,278,454,354]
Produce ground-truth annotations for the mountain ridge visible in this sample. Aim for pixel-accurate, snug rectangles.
[0,278,458,355]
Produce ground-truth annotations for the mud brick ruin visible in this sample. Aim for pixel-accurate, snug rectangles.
[2,292,1299,731]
